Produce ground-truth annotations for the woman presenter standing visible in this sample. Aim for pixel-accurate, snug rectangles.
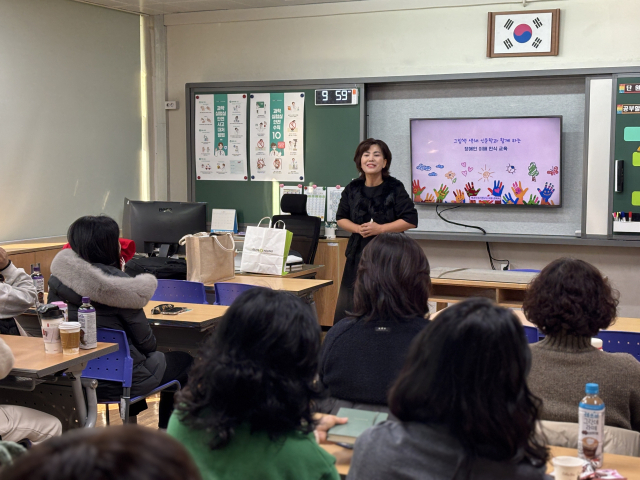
[334,139,418,323]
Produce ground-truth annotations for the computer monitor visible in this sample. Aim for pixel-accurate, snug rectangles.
[122,199,207,256]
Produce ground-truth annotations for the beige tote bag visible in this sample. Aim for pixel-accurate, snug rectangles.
[179,232,235,284]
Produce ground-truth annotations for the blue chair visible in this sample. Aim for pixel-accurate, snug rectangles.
[523,325,540,344]
[152,279,208,304]
[596,331,640,362]
[82,329,181,424]
[510,269,541,273]
[214,283,257,306]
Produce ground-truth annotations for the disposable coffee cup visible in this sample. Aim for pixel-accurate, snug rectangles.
[552,456,585,479]
[42,318,64,354]
[59,322,81,355]
[591,338,603,349]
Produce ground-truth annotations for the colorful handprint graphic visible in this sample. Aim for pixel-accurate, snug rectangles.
[452,189,465,203]
[412,179,426,202]
[502,193,519,205]
[511,181,529,204]
[424,193,435,203]
[434,184,449,203]
[525,194,540,205]
[464,182,480,203]
[537,182,555,205]
[488,180,504,204]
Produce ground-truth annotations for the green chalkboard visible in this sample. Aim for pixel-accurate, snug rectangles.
[192,87,362,224]
[612,77,640,214]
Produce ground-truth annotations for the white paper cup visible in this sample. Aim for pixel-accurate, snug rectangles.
[59,322,81,355]
[325,227,336,239]
[591,338,603,349]
[42,318,64,354]
[552,456,584,479]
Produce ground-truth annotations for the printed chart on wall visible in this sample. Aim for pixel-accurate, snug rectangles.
[195,93,248,181]
[326,186,343,223]
[304,186,326,221]
[250,92,305,182]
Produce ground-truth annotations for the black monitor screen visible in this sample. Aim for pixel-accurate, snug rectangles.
[123,199,207,255]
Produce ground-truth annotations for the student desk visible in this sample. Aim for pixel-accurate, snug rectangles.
[217,276,333,297]
[0,335,117,430]
[144,301,228,355]
[238,264,324,279]
[2,240,65,292]
[320,443,640,478]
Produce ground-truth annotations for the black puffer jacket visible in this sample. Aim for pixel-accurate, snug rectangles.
[47,249,165,399]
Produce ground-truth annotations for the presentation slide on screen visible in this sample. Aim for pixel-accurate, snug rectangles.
[410,117,561,206]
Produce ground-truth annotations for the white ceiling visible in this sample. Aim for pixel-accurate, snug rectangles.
[74,0,372,16]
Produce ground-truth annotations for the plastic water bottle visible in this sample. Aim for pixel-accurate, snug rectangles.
[31,266,45,305]
[77,297,97,349]
[578,383,605,467]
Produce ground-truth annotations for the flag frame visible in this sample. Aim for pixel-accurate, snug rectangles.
[487,9,560,58]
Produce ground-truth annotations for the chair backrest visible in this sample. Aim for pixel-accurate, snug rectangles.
[214,283,257,306]
[82,328,133,388]
[523,325,540,344]
[272,214,321,264]
[596,330,640,362]
[151,279,208,304]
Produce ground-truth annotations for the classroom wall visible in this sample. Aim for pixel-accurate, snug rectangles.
[165,0,640,201]
[0,0,142,242]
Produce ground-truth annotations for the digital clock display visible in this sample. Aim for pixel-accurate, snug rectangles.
[315,89,358,106]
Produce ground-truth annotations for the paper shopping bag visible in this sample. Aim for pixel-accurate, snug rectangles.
[179,232,235,284]
[240,218,293,275]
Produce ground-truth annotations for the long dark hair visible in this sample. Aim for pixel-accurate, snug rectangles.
[351,233,430,321]
[353,138,392,178]
[523,257,619,337]
[68,215,120,267]
[1,425,201,480]
[176,288,322,449]
[389,298,547,467]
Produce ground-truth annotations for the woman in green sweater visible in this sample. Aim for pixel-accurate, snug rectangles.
[167,288,340,480]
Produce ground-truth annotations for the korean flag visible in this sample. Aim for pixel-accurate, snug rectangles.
[493,12,553,54]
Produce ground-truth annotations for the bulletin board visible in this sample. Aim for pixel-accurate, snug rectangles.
[186,84,364,225]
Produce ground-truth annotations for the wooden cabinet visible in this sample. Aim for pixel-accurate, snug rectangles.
[4,242,65,292]
[313,238,348,327]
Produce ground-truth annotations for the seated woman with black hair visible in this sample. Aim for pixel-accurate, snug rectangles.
[524,258,640,431]
[319,232,430,411]
[47,216,192,428]
[348,298,549,480]
[168,288,340,480]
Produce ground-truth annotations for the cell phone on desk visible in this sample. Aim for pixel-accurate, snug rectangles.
[161,307,190,315]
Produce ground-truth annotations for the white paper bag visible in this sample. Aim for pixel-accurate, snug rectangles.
[240,218,293,275]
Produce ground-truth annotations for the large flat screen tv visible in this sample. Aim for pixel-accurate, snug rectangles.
[410,116,562,206]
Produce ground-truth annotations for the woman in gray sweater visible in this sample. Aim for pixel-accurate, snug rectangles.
[524,258,640,431]
[348,299,550,480]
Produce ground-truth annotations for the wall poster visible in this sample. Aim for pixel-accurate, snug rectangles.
[250,92,305,182]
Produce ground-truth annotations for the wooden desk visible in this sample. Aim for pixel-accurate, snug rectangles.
[238,264,324,279]
[320,443,640,479]
[3,335,118,378]
[144,301,228,355]
[145,301,227,331]
[218,276,333,297]
[0,334,117,430]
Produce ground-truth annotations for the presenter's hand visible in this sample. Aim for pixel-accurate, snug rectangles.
[0,248,9,270]
[313,414,348,444]
[360,222,384,238]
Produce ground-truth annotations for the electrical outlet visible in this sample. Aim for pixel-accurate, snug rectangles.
[165,101,178,110]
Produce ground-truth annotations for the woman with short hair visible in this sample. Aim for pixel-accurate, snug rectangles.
[334,138,418,323]
[524,257,640,431]
[319,233,430,410]
[168,288,340,480]
[48,215,192,428]
[348,298,549,480]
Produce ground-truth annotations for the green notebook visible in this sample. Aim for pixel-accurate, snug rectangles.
[326,408,388,446]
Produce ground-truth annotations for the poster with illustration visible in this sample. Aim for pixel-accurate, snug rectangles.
[326,186,343,223]
[250,92,305,182]
[410,117,561,206]
[195,93,248,181]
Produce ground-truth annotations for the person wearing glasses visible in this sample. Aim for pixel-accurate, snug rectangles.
[47,216,192,428]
